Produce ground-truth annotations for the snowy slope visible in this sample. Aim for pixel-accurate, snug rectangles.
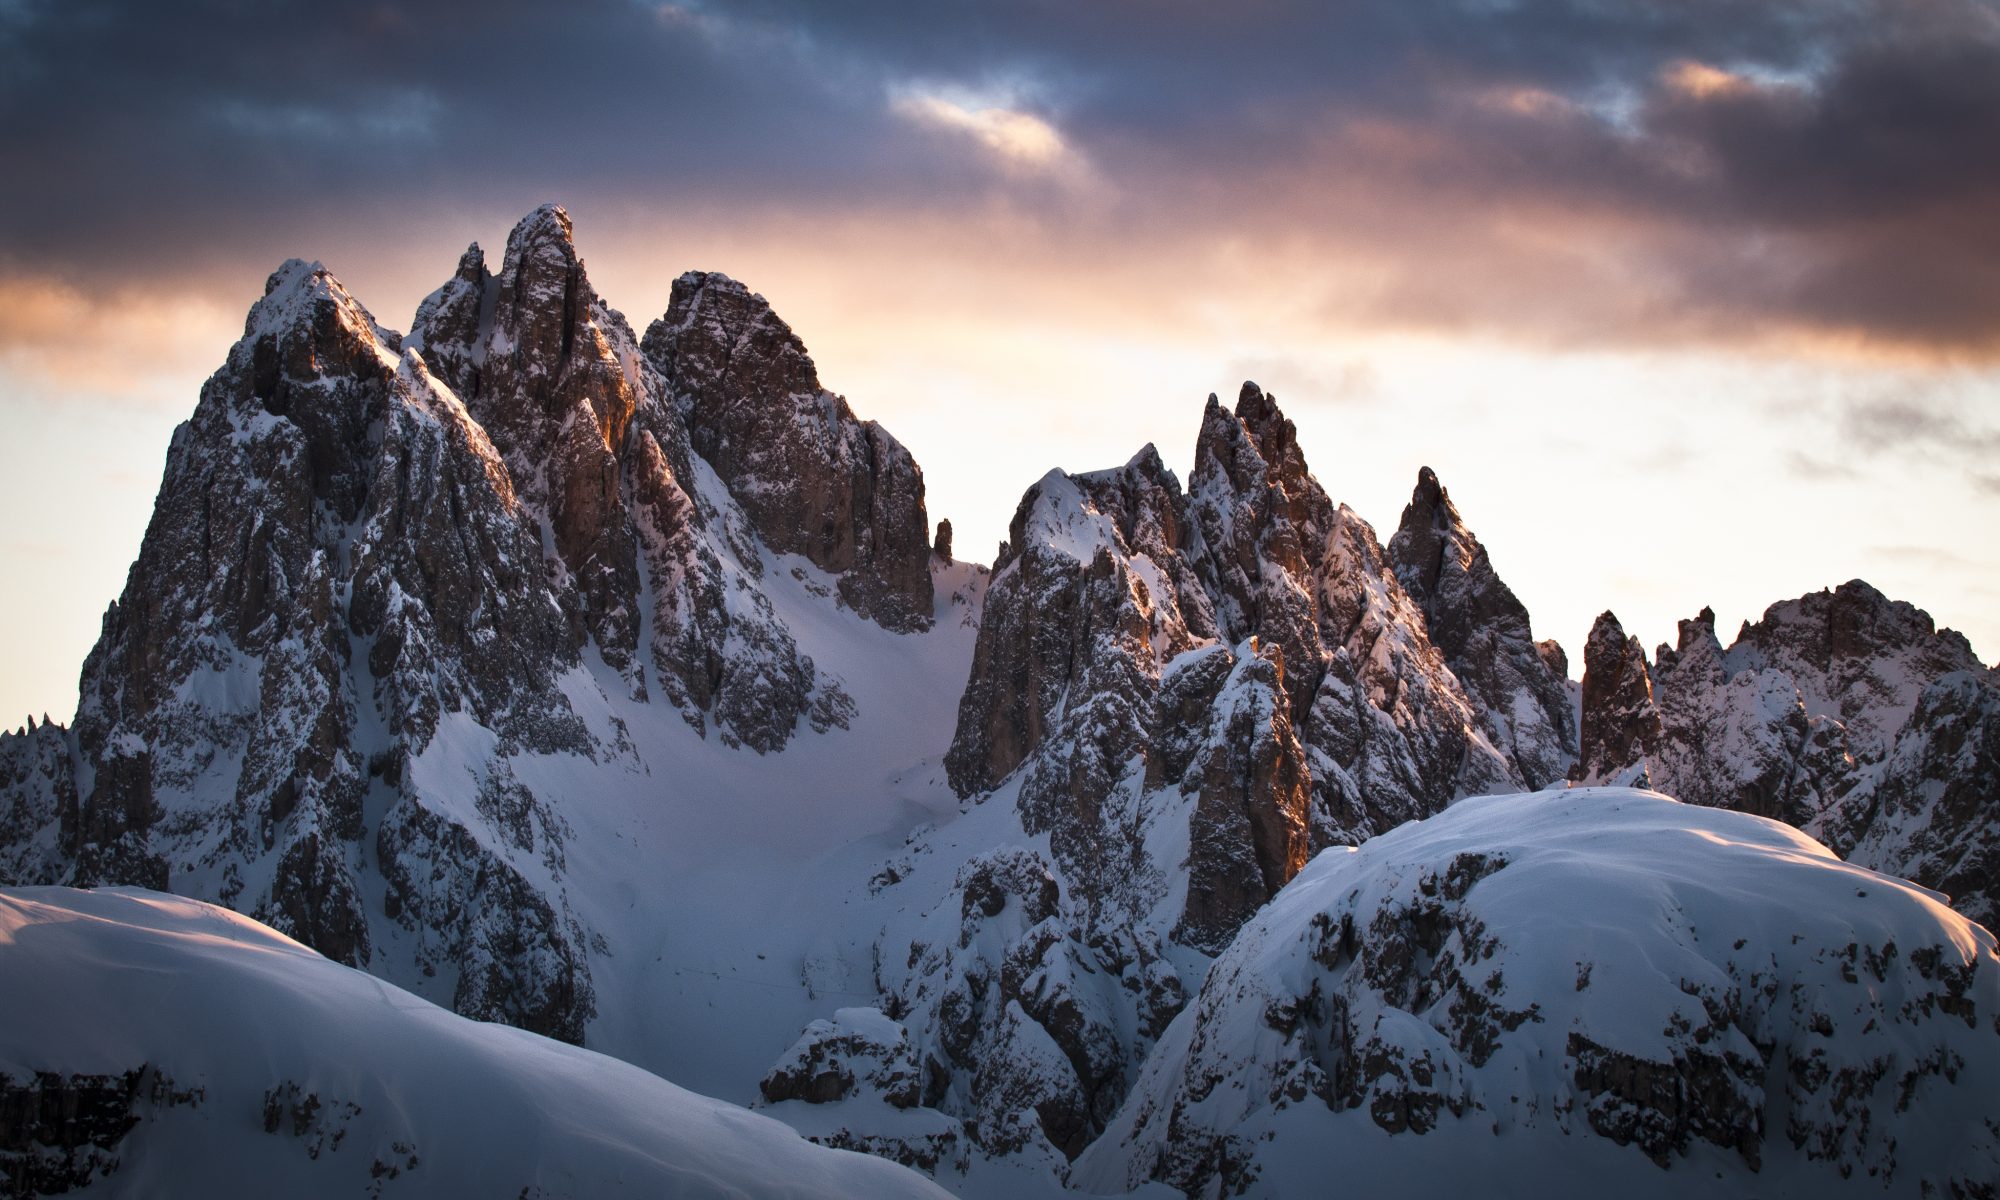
[0,886,950,1199]
[1076,789,2000,1198]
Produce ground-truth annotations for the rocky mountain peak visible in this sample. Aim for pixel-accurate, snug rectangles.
[490,202,634,443]
[1729,579,1981,757]
[1388,465,1517,650]
[1569,611,1660,788]
[4,203,939,1054]
[243,259,399,385]
[513,200,576,248]
[647,270,822,405]
[1230,381,1314,497]
[1388,466,1577,787]
[1190,384,1326,535]
[641,270,934,631]
[231,258,405,526]
[406,244,490,402]
[407,205,666,684]
[1187,386,1335,706]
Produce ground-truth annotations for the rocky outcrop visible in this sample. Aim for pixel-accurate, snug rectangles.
[872,843,1188,1164]
[1570,612,1662,787]
[1075,790,2000,1199]
[1724,580,1984,759]
[1828,669,2000,929]
[1571,582,2000,929]
[1164,643,1312,952]
[0,720,74,889]
[409,208,840,752]
[409,207,647,681]
[1389,466,1577,789]
[754,1007,975,1176]
[642,271,934,632]
[760,1007,924,1109]
[0,1065,204,1196]
[1185,389,1511,839]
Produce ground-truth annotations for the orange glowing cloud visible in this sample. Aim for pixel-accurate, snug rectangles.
[1661,60,1754,99]
[0,274,239,406]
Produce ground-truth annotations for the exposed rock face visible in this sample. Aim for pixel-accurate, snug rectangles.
[1185,390,1513,836]
[1570,612,1662,787]
[38,256,601,1037]
[641,271,934,633]
[0,720,74,888]
[1389,466,1577,789]
[1166,643,1313,951]
[1074,790,2000,1199]
[1571,581,2000,928]
[0,1065,204,1195]
[409,208,647,681]
[754,1009,976,1177]
[0,205,934,1046]
[1838,670,2000,932]
[871,841,1190,1164]
[946,388,1519,841]
[410,209,841,753]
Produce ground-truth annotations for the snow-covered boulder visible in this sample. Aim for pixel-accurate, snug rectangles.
[1076,789,2000,1198]
[761,1006,925,1110]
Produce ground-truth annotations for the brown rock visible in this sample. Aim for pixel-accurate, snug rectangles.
[642,271,934,631]
[1388,467,1577,789]
[1569,611,1662,786]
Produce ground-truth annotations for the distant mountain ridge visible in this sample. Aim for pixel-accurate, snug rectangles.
[1,205,1995,1196]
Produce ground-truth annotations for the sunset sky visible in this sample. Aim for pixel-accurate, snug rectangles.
[3,0,1998,726]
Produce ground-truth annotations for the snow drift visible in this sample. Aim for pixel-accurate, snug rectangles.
[0,886,949,1199]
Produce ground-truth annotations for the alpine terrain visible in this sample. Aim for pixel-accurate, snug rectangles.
[2,206,1995,1198]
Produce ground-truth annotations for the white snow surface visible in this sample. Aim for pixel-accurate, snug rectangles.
[1077,788,2000,1198]
[0,886,950,1199]
[474,555,991,1100]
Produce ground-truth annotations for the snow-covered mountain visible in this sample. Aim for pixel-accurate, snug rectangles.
[0,205,965,1050]
[775,387,1589,1170]
[1,206,1996,1196]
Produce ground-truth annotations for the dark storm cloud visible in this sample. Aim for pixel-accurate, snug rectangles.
[3,0,1999,351]
[709,0,2000,351]
[0,0,1080,299]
